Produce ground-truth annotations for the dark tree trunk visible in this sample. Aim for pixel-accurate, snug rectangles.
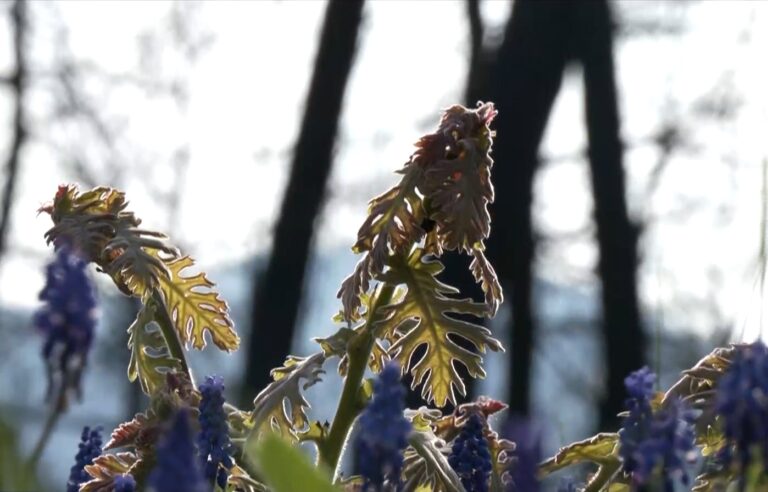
[485,0,573,415]
[240,0,365,406]
[0,0,28,267]
[573,0,646,431]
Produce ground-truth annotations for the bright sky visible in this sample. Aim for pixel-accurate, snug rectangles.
[1,0,767,342]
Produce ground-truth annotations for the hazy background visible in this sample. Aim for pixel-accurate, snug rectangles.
[0,1,766,489]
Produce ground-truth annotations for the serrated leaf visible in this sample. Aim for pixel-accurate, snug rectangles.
[378,248,503,407]
[469,248,503,316]
[540,433,619,476]
[105,411,153,450]
[81,452,138,492]
[421,137,494,254]
[403,430,466,492]
[42,185,178,297]
[249,352,326,440]
[227,464,268,492]
[156,254,239,351]
[315,289,396,375]
[246,434,339,492]
[127,299,182,395]
[338,169,424,321]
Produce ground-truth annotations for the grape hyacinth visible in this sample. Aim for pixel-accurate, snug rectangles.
[113,474,136,492]
[353,362,411,490]
[715,341,768,473]
[148,410,207,492]
[33,246,98,400]
[197,375,234,488]
[619,367,696,491]
[66,426,102,492]
[449,413,493,492]
[505,418,541,492]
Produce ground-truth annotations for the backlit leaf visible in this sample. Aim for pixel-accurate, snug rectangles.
[378,248,503,407]
[156,254,239,351]
[249,352,326,440]
[402,430,466,492]
[81,452,137,492]
[540,433,619,475]
[127,298,182,395]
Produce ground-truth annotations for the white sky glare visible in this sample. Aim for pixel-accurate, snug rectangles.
[0,0,767,343]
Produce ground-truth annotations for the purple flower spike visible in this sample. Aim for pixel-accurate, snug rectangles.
[353,362,411,490]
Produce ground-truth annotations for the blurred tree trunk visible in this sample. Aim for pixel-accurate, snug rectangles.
[240,0,365,406]
[573,0,646,431]
[0,0,28,269]
[486,0,573,416]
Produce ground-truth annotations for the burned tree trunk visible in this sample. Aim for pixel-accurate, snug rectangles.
[241,0,365,405]
[573,0,646,430]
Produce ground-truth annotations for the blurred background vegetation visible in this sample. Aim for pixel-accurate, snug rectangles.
[0,0,765,489]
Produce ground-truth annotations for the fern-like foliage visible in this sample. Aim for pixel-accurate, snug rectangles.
[81,452,137,492]
[126,298,182,396]
[338,102,503,321]
[156,254,238,351]
[249,353,326,440]
[377,248,503,407]
[40,184,239,358]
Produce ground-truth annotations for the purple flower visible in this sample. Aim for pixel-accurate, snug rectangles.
[34,247,98,400]
[619,367,695,491]
[450,413,492,492]
[66,426,102,492]
[113,474,136,492]
[505,418,541,492]
[197,375,234,488]
[715,341,768,473]
[147,410,207,492]
[353,362,411,490]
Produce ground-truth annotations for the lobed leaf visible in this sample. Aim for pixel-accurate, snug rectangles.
[127,298,182,395]
[402,430,466,492]
[338,170,424,321]
[249,352,326,440]
[156,254,239,351]
[469,248,503,316]
[81,452,138,492]
[42,185,178,296]
[378,248,503,407]
[421,138,493,254]
[540,433,619,476]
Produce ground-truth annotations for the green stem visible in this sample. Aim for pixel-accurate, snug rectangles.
[28,385,67,470]
[318,283,395,479]
[150,289,191,382]
[584,460,621,492]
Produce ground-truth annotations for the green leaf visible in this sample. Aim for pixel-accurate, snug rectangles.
[378,248,503,407]
[403,430,466,492]
[249,352,326,440]
[540,433,619,475]
[246,434,339,492]
[127,299,182,395]
[338,169,424,322]
[156,254,239,351]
